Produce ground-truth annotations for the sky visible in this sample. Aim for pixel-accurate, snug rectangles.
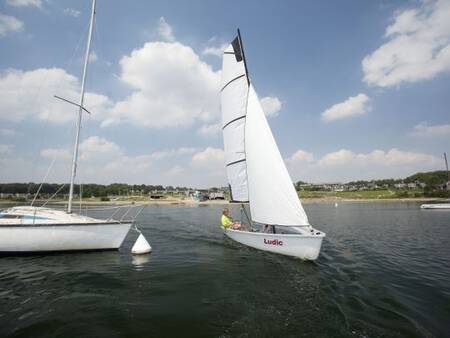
[0,0,449,187]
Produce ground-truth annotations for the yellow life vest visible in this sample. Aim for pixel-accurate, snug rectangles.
[221,214,233,228]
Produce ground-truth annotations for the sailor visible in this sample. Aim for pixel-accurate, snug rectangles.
[263,224,273,233]
[221,208,241,230]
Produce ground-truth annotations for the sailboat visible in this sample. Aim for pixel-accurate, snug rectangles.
[220,30,325,260]
[421,152,450,210]
[0,0,132,253]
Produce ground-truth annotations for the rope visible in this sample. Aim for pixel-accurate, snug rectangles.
[30,157,56,206]
[41,183,66,207]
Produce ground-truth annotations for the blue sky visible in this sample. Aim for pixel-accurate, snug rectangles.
[0,0,449,187]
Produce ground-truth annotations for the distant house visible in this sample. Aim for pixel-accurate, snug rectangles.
[394,183,407,189]
[407,183,417,189]
[417,182,426,188]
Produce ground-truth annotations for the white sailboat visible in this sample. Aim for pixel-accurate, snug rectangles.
[220,30,325,260]
[0,0,132,253]
[421,152,450,210]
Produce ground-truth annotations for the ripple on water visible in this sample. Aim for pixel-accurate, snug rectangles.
[0,202,449,338]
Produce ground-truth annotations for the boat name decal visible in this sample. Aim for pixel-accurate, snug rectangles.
[264,238,283,246]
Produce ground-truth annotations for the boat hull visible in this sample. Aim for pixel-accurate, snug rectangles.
[224,228,324,260]
[0,223,131,253]
[421,203,450,209]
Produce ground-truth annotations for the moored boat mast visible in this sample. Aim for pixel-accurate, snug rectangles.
[67,0,96,213]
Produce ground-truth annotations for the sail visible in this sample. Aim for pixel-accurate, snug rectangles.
[220,37,249,202]
[245,85,309,226]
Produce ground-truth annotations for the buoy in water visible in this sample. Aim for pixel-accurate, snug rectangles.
[131,233,152,255]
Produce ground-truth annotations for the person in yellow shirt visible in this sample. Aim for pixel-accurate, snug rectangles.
[221,208,241,230]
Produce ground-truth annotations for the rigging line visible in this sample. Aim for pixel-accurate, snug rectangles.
[27,20,89,197]
[79,183,83,214]
[30,157,56,207]
[41,183,66,207]
[241,203,252,229]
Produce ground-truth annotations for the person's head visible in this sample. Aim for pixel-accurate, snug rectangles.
[222,208,229,216]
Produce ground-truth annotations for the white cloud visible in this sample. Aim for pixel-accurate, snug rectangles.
[286,149,314,164]
[191,147,224,169]
[103,41,221,128]
[318,149,356,166]
[166,165,184,176]
[202,43,228,57]
[38,136,154,183]
[150,147,197,160]
[197,123,221,137]
[63,8,81,18]
[79,136,121,161]
[0,128,17,137]
[0,144,13,154]
[0,13,24,37]
[36,140,214,185]
[321,93,370,122]
[0,68,112,123]
[157,17,175,42]
[6,0,41,8]
[287,147,442,183]
[260,96,282,117]
[411,122,450,137]
[362,0,450,87]
[41,136,121,162]
[318,148,439,167]
[187,147,226,186]
[40,148,71,160]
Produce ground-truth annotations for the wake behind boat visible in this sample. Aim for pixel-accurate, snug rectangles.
[0,0,134,253]
[220,30,324,260]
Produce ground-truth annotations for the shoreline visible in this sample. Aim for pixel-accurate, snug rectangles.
[1,197,448,206]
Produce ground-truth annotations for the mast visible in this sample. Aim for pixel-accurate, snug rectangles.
[236,29,250,213]
[237,29,250,85]
[67,0,96,213]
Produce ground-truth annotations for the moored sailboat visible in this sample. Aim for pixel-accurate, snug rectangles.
[0,0,132,253]
[220,30,325,260]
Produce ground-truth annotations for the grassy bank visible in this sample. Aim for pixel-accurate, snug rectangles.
[300,189,429,199]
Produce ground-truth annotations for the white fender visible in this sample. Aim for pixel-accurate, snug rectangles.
[131,233,152,255]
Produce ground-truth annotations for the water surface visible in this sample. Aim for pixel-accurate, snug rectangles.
[0,202,449,337]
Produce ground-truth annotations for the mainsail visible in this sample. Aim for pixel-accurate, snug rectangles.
[221,32,309,226]
[220,34,249,202]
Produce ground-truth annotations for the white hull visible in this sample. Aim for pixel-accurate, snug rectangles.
[0,223,131,253]
[421,203,450,209]
[224,227,325,260]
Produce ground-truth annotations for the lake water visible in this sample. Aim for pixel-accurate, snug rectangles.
[0,202,449,337]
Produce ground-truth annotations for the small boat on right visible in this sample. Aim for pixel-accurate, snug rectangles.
[421,152,450,210]
[421,204,450,209]
[220,30,325,260]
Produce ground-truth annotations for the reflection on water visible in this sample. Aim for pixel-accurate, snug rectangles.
[0,202,449,338]
[131,254,151,270]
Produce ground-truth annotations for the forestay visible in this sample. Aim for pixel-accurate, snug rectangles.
[220,37,249,202]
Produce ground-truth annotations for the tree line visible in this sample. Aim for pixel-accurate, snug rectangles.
[0,183,194,198]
